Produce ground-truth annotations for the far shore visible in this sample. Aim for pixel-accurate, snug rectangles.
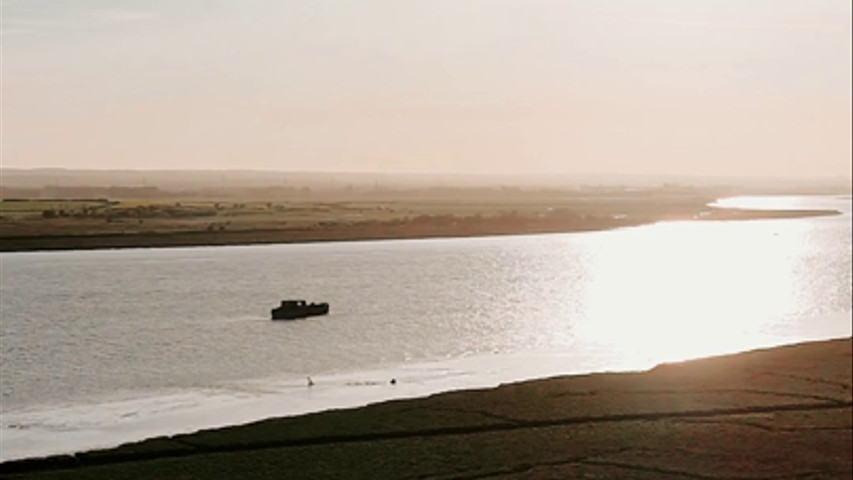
[0,206,840,253]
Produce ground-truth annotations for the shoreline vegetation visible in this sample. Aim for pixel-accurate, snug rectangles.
[0,180,843,252]
[2,337,850,478]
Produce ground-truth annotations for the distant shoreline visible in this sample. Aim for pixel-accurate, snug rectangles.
[0,207,840,253]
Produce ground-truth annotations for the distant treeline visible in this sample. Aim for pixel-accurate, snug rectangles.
[0,186,162,199]
[2,197,110,203]
[0,182,720,203]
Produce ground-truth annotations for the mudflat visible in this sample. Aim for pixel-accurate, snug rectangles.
[2,338,850,479]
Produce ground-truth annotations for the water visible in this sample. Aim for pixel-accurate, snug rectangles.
[1,195,850,461]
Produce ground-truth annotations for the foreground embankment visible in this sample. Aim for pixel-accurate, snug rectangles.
[2,337,850,479]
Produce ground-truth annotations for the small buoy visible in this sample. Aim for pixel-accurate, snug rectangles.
[390,378,396,385]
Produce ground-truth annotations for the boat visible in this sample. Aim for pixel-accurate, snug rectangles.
[271,300,330,320]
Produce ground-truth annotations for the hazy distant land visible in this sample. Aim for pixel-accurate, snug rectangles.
[0,169,845,252]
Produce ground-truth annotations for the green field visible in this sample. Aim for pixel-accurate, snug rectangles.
[0,199,110,215]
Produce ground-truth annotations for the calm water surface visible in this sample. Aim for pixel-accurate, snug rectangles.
[1,195,850,460]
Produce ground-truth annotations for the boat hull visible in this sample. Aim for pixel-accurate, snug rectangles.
[271,302,329,320]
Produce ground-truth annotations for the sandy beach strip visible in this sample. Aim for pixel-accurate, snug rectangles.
[1,337,850,479]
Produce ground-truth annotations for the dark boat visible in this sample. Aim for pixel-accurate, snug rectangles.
[271,300,329,320]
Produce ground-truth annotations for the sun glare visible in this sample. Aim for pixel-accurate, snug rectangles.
[573,220,809,368]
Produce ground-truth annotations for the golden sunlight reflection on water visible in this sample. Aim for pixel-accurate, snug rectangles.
[562,217,819,368]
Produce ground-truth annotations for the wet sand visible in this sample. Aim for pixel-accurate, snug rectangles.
[2,337,850,479]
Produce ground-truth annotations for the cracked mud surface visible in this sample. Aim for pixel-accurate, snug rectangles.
[2,338,850,479]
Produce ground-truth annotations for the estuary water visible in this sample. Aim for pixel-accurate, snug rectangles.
[1,195,851,461]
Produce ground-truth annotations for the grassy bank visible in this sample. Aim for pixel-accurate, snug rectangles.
[2,338,850,479]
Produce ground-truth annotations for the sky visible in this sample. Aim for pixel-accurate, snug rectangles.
[1,0,851,179]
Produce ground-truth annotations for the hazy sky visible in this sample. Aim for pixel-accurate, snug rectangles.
[2,0,851,178]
